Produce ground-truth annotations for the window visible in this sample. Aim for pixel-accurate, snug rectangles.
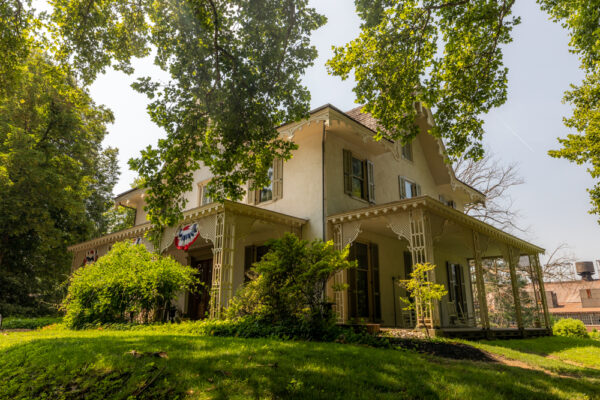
[259,166,274,203]
[439,195,456,209]
[343,149,375,202]
[447,263,468,322]
[399,177,421,199]
[247,158,283,205]
[401,142,413,161]
[199,183,212,206]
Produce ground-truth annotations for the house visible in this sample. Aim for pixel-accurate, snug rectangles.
[541,262,600,331]
[68,104,551,338]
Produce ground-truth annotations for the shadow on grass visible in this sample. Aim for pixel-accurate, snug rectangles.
[0,332,598,400]
[480,336,600,356]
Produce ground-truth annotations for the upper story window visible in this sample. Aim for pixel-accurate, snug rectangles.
[401,142,413,161]
[248,158,283,205]
[343,149,375,203]
[439,195,456,209]
[399,176,421,199]
[199,182,212,206]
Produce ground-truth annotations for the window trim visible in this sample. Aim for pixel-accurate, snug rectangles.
[399,176,421,199]
[343,149,375,203]
[198,180,213,206]
[401,141,413,162]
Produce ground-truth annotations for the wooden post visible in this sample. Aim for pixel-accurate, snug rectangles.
[472,231,490,330]
[332,223,346,323]
[210,212,235,319]
[507,246,524,331]
[533,253,551,330]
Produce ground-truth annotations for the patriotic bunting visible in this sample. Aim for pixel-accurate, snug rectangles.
[174,223,200,251]
[85,249,97,265]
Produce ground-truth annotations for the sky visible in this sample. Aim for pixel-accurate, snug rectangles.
[85,1,600,264]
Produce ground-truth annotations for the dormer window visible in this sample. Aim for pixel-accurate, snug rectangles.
[399,177,421,199]
[401,142,413,161]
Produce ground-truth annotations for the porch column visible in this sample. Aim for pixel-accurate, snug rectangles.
[472,231,490,329]
[331,220,362,323]
[532,253,551,329]
[210,211,235,319]
[506,246,524,331]
[408,209,439,327]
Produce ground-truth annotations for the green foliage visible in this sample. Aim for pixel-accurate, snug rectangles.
[553,318,589,339]
[0,51,119,316]
[397,262,447,335]
[102,205,136,235]
[49,0,327,247]
[327,0,520,160]
[226,233,355,339]
[62,242,197,329]
[1,316,62,330]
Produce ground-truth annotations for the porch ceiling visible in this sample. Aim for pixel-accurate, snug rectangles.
[68,200,307,252]
[327,196,544,254]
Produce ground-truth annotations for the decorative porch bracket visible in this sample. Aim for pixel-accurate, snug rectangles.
[332,221,362,323]
[506,246,524,331]
[472,231,490,329]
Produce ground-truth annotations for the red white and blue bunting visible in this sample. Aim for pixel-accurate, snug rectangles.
[174,223,200,251]
[85,249,97,265]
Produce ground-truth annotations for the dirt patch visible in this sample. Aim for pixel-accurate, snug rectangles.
[389,338,496,362]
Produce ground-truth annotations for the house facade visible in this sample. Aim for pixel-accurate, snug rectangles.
[68,104,551,337]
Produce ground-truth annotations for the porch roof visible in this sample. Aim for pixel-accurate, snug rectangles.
[327,196,544,254]
[68,200,307,252]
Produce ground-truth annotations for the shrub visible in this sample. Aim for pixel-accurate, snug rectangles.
[62,242,197,329]
[0,317,62,330]
[226,233,355,339]
[553,318,589,338]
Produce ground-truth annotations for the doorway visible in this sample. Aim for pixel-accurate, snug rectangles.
[187,257,213,320]
[347,242,381,322]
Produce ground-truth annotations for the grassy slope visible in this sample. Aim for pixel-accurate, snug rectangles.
[1,328,599,400]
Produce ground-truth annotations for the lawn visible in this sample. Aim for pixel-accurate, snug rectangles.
[1,327,600,400]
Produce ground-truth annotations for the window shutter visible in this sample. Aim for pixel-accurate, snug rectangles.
[273,158,283,200]
[399,177,406,199]
[366,160,375,203]
[415,183,422,196]
[447,263,456,302]
[370,243,381,321]
[347,244,357,320]
[343,149,352,194]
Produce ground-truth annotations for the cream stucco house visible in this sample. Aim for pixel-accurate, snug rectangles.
[68,104,551,338]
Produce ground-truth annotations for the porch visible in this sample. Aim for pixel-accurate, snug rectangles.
[327,196,552,338]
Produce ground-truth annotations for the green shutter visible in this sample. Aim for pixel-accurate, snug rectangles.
[415,183,422,196]
[343,149,352,195]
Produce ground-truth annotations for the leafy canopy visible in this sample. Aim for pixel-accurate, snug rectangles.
[50,0,327,245]
[62,241,197,329]
[327,0,520,160]
[0,50,119,316]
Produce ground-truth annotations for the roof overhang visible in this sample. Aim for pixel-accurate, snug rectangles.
[68,200,307,252]
[327,196,544,254]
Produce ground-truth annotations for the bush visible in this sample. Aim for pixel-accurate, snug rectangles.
[62,242,197,329]
[1,317,62,330]
[553,318,589,338]
[226,233,355,339]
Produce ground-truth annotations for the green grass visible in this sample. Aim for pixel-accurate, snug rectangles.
[1,327,600,400]
[1,316,62,330]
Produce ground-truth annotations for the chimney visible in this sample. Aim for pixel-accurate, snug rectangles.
[575,261,596,281]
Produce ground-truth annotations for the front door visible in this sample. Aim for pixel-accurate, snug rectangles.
[187,258,212,320]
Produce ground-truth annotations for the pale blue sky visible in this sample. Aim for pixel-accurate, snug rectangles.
[86,1,599,263]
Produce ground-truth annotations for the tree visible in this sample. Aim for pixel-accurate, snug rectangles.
[0,51,119,315]
[226,233,355,338]
[328,1,600,222]
[541,243,577,282]
[397,262,447,337]
[454,150,525,232]
[327,0,520,160]
[49,0,327,247]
